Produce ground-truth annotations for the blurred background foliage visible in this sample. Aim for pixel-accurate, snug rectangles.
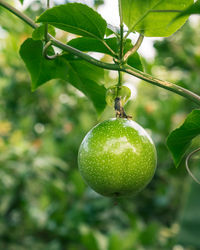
[0,1,200,249]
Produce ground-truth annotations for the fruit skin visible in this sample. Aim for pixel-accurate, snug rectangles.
[78,118,157,197]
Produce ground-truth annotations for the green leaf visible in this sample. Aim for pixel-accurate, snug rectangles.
[32,24,56,40]
[19,0,24,4]
[68,37,117,56]
[106,24,120,36]
[127,53,144,72]
[68,37,135,58]
[36,3,107,39]
[19,38,106,114]
[174,0,200,20]
[19,39,65,90]
[68,37,143,71]
[167,109,200,167]
[66,60,106,114]
[122,0,193,37]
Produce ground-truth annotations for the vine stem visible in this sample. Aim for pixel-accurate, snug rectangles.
[1,0,200,106]
[44,0,50,42]
[117,0,123,92]
[0,0,37,29]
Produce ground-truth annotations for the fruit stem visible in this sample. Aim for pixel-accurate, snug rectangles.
[114,97,132,119]
[117,70,122,96]
[117,0,124,94]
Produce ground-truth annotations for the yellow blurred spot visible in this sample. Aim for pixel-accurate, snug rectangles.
[10,130,23,145]
[145,101,157,114]
[0,121,12,136]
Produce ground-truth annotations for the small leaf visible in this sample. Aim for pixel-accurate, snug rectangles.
[127,53,144,72]
[174,0,200,20]
[32,24,56,40]
[68,37,134,58]
[19,38,106,114]
[36,3,107,39]
[106,24,120,36]
[106,86,131,107]
[122,0,193,37]
[167,109,200,167]
[19,0,24,4]
[68,37,119,57]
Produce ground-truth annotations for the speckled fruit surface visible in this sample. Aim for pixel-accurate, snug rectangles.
[78,118,157,197]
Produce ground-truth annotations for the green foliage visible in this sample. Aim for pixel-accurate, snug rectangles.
[68,37,120,56]
[106,24,120,37]
[126,53,143,71]
[167,109,200,167]
[32,24,56,40]
[20,39,68,90]
[174,0,200,20]
[68,37,132,57]
[36,3,107,39]
[121,0,193,37]
[20,38,107,114]
[68,37,143,71]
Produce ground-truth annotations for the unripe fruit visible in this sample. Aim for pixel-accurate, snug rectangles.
[78,118,157,197]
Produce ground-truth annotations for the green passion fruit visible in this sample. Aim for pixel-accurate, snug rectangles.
[78,118,157,197]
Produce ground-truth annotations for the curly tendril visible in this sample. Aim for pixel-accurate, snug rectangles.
[43,0,59,60]
[43,41,59,60]
[185,147,200,184]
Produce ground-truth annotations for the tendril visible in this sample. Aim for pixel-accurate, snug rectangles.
[43,0,59,60]
[43,40,59,60]
[185,147,200,184]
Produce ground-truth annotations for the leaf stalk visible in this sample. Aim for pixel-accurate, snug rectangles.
[123,34,144,61]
